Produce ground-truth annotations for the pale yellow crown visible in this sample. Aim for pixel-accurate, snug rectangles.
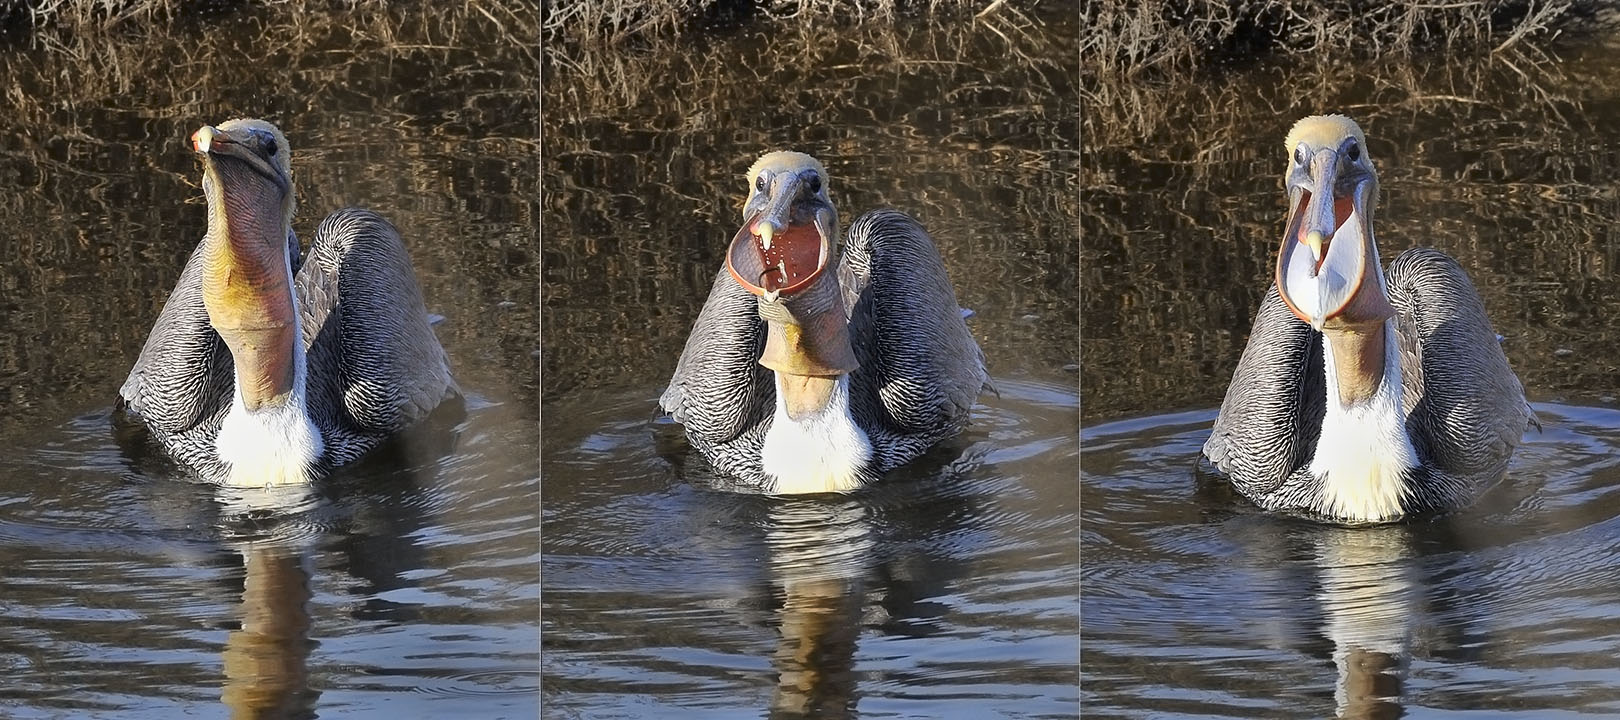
[747,151,826,185]
[1284,114,1367,156]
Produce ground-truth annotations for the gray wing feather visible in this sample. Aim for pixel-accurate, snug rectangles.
[1386,247,1534,480]
[118,243,234,433]
[296,208,456,435]
[1203,284,1325,496]
[659,266,772,445]
[839,209,987,436]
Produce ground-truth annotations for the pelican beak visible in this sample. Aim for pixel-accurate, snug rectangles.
[722,157,857,416]
[1276,148,1376,330]
[192,125,216,153]
[726,175,835,302]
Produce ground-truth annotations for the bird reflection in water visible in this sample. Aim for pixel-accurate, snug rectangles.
[1313,524,1418,720]
[216,486,322,720]
[759,464,982,718]
[665,421,986,718]
[764,499,873,719]
[108,400,457,718]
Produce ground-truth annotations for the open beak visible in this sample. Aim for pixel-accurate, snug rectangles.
[725,174,836,303]
[1276,149,1374,330]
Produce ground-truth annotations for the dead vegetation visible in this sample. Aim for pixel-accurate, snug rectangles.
[543,0,1032,45]
[1079,0,1600,161]
[0,0,521,38]
[1082,0,1606,80]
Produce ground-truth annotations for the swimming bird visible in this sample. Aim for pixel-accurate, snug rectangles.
[660,151,988,494]
[118,118,457,487]
[1202,114,1535,523]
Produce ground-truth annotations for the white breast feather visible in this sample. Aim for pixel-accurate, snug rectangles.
[761,374,872,495]
[214,303,325,487]
[1310,319,1417,522]
[216,392,324,487]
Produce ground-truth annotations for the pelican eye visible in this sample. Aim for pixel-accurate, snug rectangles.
[1346,141,1361,162]
[248,129,278,157]
[1294,144,1309,166]
[807,174,821,193]
[755,174,768,193]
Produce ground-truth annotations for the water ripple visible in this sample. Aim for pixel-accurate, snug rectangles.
[1084,402,1620,718]
[546,376,1078,717]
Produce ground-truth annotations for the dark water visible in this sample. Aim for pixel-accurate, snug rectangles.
[543,380,1077,718]
[0,7,537,717]
[543,10,1078,719]
[1083,404,1620,718]
[1084,38,1620,718]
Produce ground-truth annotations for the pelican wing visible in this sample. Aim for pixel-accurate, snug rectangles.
[118,243,236,433]
[838,209,987,436]
[659,267,773,444]
[1385,247,1534,480]
[1203,284,1326,495]
[296,209,455,436]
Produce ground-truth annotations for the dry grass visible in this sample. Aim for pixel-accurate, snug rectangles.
[543,0,1033,45]
[0,0,536,45]
[546,3,1057,124]
[1078,0,1598,152]
[1082,0,1598,80]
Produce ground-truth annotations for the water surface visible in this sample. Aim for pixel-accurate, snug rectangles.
[0,7,537,717]
[1083,404,1620,718]
[544,379,1077,719]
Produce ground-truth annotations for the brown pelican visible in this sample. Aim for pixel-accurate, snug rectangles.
[118,118,457,487]
[1202,114,1535,523]
[660,151,987,494]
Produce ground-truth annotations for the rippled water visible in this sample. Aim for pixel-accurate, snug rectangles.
[543,9,1078,716]
[0,7,537,717]
[1083,403,1620,718]
[1084,35,1620,719]
[543,379,1077,718]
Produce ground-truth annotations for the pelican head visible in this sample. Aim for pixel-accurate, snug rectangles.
[724,152,858,419]
[1275,114,1396,332]
[193,119,294,216]
[726,151,839,302]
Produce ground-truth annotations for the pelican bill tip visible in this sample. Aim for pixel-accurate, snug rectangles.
[191,126,217,154]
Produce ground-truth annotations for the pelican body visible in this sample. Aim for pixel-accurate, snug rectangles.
[1202,115,1535,523]
[119,118,457,486]
[660,152,988,494]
